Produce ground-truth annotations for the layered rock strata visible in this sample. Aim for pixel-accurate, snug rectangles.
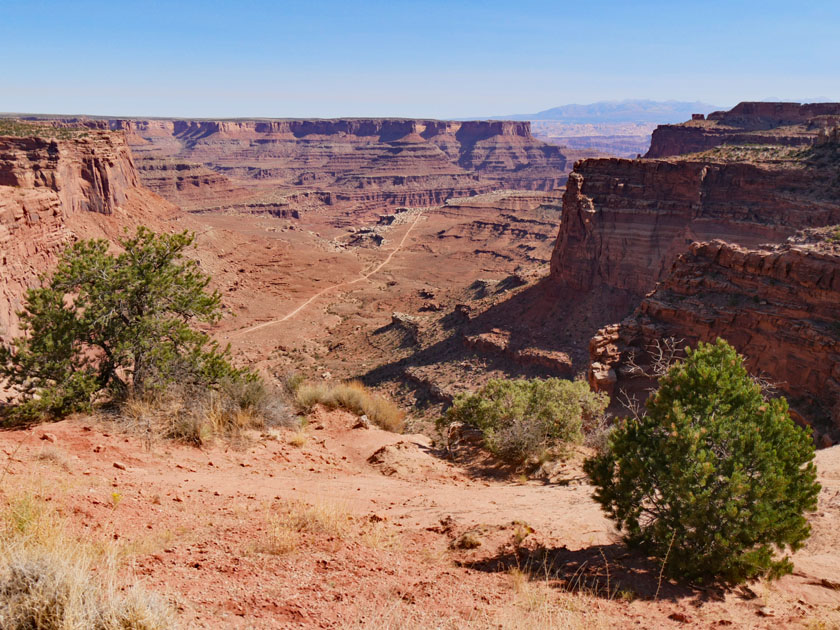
[550,156,840,297]
[26,117,568,215]
[588,232,840,441]
[646,101,840,158]
[0,128,178,339]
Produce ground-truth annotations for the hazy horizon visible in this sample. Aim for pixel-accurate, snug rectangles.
[2,0,838,119]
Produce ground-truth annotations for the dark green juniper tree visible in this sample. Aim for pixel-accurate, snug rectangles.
[0,227,246,424]
[585,338,820,584]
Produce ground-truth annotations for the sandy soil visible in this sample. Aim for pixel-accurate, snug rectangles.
[1,413,838,629]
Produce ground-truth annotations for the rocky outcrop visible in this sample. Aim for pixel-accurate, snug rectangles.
[550,156,840,296]
[0,128,178,339]
[588,232,840,441]
[430,190,563,265]
[646,101,840,158]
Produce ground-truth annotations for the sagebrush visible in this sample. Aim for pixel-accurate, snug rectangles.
[442,378,609,464]
[294,380,405,432]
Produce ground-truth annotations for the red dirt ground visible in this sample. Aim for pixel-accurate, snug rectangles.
[2,413,838,629]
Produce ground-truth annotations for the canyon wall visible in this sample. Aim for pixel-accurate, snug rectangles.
[0,128,178,339]
[546,129,840,437]
[589,232,840,442]
[646,101,840,158]
[550,156,840,297]
[34,117,568,215]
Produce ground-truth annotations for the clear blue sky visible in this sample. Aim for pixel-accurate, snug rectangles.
[2,0,838,118]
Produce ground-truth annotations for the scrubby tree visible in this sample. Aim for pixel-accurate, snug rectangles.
[585,338,820,584]
[0,227,246,423]
[444,377,608,463]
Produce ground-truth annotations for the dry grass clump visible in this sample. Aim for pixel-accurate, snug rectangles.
[294,380,405,432]
[0,495,175,629]
[114,378,297,447]
[255,499,352,556]
[346,579,608,630]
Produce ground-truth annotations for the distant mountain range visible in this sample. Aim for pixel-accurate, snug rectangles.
[488,100,726,124]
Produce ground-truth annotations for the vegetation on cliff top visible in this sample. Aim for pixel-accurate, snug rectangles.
[0,119,94,140]
[585,338,820,585]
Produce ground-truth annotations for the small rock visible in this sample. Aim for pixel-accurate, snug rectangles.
[112,461,127,471]
[756,607,775,617]
[39,432,56,443]
[668,612,691,623]
[354,415,371,429]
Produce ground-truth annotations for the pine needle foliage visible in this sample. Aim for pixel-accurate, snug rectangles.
[0,227,248,424]
[584,339,820,584]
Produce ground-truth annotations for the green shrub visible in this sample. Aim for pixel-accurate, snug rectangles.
[584,338,820,584]
[443,378,608,464]
[0,227,251,424]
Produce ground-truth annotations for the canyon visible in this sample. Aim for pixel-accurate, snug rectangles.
[25,116,571,218]
[4,104,839,439]
[1,102,840,628]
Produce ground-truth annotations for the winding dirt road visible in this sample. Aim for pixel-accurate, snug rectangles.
[232,210,424,337]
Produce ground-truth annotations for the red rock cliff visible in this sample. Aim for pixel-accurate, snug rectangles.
[550,156,840,296]
[44,117,568,214]
[646,101,840,158]
[588,232,840,442]
[0,128,179,339]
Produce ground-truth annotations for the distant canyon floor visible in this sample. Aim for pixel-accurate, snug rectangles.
[191,190,586,420]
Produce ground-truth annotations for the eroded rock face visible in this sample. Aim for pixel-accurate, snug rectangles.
[550,157,840,296]
[0,129,178,339]
[39,117,568,215]
[646,101,840,158]
[589,233,840,440]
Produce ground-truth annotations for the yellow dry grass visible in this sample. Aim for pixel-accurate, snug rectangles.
[295,380,405,432]
[0,493,176,629]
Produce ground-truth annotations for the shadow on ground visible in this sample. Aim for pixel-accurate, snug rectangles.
[461,541,736,604]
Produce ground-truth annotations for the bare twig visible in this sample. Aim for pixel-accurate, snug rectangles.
[626,337,685,380]
[617,388,643,420]
[655,530,677,601]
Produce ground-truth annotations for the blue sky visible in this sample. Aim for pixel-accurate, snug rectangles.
[2,0,838,118]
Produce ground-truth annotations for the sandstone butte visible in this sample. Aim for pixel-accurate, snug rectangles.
[23,116,570,216]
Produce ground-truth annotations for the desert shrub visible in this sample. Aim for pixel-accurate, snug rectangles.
[585,339,821,584]
[294,380,405,432]
[443,378,608,464]
[0,496,174,629]
[0,227,250,425]
[117,380,296,447]
[0,551,174,629]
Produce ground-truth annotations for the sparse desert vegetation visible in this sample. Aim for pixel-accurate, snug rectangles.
[442,377,609,464]
[0,494,175,629]
[586,339,821,584]
[294,380,406,432]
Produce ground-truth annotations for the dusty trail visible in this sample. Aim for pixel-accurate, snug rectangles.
[232,210,424,337]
